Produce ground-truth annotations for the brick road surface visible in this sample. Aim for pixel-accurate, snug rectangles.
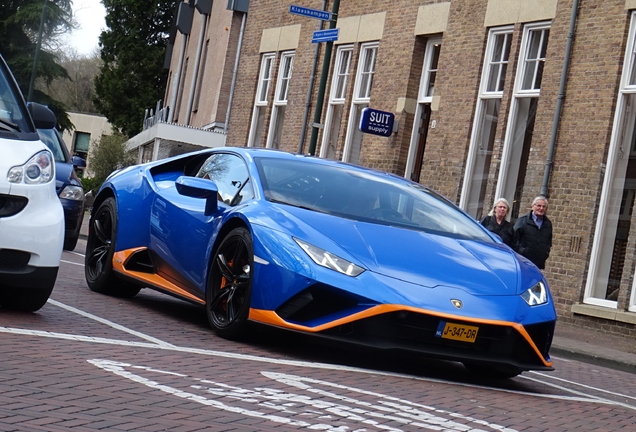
[0,245,635,431]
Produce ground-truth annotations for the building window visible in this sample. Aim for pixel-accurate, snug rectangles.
[74,132,91,157]
[587,12,636,309]
[422,40,440,99]
[342,42,378,164]
[405,37,442,182]
[247,53,275,147]
[266,51,294,149]
[320,45,353,159]
[460,27,513,218]
[495,23,550,220]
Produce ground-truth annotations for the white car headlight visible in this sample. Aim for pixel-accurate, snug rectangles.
[294,238,365,277]
[59,185,85,201]
[7,150,54,184]
[521,281,548,306]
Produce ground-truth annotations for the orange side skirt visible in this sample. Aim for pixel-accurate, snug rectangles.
[112,249,205,305]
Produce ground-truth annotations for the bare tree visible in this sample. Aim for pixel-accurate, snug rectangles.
[38,48,102,114]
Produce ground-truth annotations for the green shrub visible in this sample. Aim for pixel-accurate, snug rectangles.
[87,131,135,193]
[81,177,101,195]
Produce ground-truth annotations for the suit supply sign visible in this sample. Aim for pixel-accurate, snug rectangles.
[359,108,395,137]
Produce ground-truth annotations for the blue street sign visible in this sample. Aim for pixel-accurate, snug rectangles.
[312,28,339,44]
[289,5,331,21]
[359,108,395,137]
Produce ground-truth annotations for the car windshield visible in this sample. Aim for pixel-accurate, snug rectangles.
[255,157,493,241]
[37,128,69,163]
[0,62,30,133]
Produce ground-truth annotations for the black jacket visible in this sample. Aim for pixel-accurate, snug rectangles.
[513,211,552,269]
[479,215,515,248]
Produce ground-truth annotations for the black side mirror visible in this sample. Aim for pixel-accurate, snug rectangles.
[28,102,56,129]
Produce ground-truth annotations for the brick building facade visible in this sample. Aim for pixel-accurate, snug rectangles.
[161,0,636,337]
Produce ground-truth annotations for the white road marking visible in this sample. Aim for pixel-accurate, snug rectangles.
[47,299,175,348]
[0,327,163,349]
[550,355,573,362]
[60,259,84,266]
[53,251,636,414]
[528,370,636,402]
[89,359,519,432]
[0,322,625,407]
[520,374,636,411]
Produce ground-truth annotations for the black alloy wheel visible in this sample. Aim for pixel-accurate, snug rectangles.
[85,197,140,298]
[206,227,254,340]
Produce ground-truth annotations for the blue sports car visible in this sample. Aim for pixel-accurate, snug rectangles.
[85,147,556,378]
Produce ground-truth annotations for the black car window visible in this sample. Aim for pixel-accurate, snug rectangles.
[255,156,493,241]
[0,61,30,133]
[37,128,69,163]
[196,153,254,206]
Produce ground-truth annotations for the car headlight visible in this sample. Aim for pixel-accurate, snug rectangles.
[7,150,54,184]
[294,238,365,277]
[59,185,85,201]
[521,281,548,306]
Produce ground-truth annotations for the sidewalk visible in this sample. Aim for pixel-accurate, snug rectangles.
[77,211,636,374]
[552,321,636,374]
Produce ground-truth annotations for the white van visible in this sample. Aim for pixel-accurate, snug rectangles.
[0,54,64,311]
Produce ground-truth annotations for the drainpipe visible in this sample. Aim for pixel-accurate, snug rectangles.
[169,1,194,123]
[169,36,188,123]
[307,0,341,156]
[185,4,210,125]
[298,0,327,154]
[541,0,580,197]
[224,12,247,133]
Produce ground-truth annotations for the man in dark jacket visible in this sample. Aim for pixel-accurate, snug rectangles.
[513,196,552,269]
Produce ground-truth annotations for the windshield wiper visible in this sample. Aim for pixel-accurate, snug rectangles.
[0,117,20,132]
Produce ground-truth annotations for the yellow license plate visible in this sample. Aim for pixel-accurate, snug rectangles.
[437,322,479,343]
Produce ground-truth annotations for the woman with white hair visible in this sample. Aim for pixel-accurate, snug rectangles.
[479,198,515,248]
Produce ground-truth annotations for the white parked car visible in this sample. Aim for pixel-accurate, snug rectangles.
[0,54,64,311]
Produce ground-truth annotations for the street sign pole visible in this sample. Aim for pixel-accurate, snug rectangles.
[297,4,326,155]
[307,0,341,156]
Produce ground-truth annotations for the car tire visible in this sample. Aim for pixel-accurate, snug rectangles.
[206,227,254,340]
[0,285,54,312]
[462,362,522,379]
[85,197,141,298]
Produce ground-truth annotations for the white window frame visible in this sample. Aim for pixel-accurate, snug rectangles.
[405,37,442,179]
[266,51,295,149]
[459,26,513,215]
[342,42,378,163]
[586,12,636,310]
[320,45,353,158]
[247,53,275,147]
[495,22,550,208]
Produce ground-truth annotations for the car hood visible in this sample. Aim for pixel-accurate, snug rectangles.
[258,204,523,296]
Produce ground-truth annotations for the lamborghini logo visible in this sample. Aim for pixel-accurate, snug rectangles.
[451,299,462,309]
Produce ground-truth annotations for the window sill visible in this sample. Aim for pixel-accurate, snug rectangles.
[571,303,636,325]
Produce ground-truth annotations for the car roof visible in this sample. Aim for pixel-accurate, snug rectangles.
[217,147,405,181]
